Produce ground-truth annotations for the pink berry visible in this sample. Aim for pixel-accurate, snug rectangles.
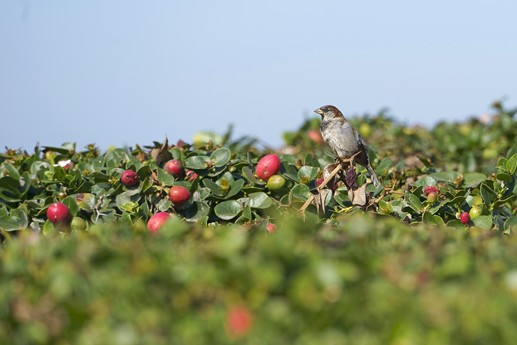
[226,306,253,338]
[256,154,281,181]
[266,223,277,233]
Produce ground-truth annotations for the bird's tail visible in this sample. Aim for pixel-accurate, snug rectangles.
[367,164,381,188]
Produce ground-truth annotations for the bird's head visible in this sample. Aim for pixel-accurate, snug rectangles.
[314,105,344,120]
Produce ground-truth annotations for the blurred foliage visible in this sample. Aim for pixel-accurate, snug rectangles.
[2,214,517,344]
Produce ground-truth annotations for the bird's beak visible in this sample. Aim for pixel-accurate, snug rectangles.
[314,108,324,117]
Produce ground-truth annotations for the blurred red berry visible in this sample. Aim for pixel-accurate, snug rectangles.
[266,223,277,233]
[226,306,253,338]
[307,129,324,144]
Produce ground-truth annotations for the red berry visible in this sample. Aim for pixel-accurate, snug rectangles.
[165,159,184,178]
[256,154,281,181]
[46,202,71,224]
[226,306,253,338]
[120,170,139,186]
[169,185,191,205]
[423,185,439,196]
[147,212,171,233]
[459,211,470,224]
[266,223,277,233]
[185,169,198,181]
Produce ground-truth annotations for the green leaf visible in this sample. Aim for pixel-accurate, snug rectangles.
[156,198,172,212]
[289,184,311,203]
[62,196,79,216]
[496,173,512,182]
[119,202,138,213]
[137,165,152,178]
[193,187,211,201]
[0,208,28,231]
[185,156,209,169]
[214,200,243,220]
[506,154,517,175]
[375,158,393,172]
[444,195,466,207]
[242,166,263,185]
[74,193,96,211]
[183,201,210,222]
[447,219,464,230]
[226,179,245,199]
[42,220,56,235]
[203,178,223,197]
[430,171,459,183]
[414,176,436,188]
[283,164,300,182]
[242,204,252,220]
[116,189,141,208]
[248,192,273,209]
[297,166,319,184]
[492,194,516,209]
[480,182,497,208]
[472,215,493,230]
[405,193,423,213]
[504,216,517,234]
[1,162,20,180]
[19,172,32,198]
[211,147,231,167]
[157,169,176,186]
[0,176,21,202]
[463,173,487,188]
[423,212,445,226]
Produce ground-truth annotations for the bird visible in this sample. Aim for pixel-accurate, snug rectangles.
[314,105,381,187]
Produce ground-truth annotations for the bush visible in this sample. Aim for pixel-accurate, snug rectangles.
[2,214,517,344]
[0,102,517,343]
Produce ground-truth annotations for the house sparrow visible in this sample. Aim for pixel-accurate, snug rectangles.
[315,105,381,187]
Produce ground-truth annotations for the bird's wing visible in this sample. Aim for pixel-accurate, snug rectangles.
[355,130,369,152]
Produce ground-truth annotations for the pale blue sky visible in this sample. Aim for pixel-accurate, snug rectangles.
[1,0,516,150]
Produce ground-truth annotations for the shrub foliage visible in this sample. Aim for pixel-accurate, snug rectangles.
[0,102,516,343]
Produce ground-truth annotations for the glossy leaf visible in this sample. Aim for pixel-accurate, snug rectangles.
[214,200,243,220]
[248,192,273,209]
[211,147,231,167]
